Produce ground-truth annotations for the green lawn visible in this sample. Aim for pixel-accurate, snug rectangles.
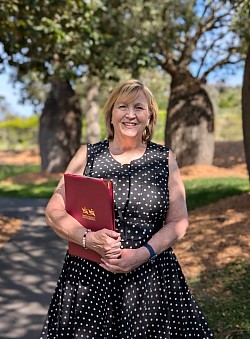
[0,164,40,180]
[185,177,249,210]
[0,165,249,205]
[0,180,58,198]
[190,261,250,338]
[0,164,58,198]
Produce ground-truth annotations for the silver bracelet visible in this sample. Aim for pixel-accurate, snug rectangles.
[82,229,91,249]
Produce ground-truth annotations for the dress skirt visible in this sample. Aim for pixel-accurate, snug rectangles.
[40,249,214,339]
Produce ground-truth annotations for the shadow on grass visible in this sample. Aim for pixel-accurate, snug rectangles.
[190,261,250,339]
[0,176,249,207]
[185,177,249,211]
[0,164,40,180]
[0,181,58,198]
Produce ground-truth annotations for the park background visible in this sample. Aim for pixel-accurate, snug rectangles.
[0,1,249,338]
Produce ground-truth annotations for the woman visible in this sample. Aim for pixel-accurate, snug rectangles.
[41,79,214,338]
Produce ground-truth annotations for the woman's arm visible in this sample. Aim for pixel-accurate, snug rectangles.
[45,145,89,245]
[100,149,188,272]
[45,144,121,258]
[143,149,188,256]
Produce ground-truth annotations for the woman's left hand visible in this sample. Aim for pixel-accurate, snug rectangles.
[99,247,149,274]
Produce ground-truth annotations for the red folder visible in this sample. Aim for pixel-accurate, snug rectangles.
[64,173,115,263]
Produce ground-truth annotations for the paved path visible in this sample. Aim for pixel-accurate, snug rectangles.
[0,198,67,339]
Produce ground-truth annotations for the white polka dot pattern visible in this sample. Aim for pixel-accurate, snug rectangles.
[40,140,214,338]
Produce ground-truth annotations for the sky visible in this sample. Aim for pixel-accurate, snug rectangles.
[0,71,34,117]
[0,65,244,118]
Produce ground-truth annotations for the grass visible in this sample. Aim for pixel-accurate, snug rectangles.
[0,180,58,198]
[0,165,249,202]
[0,164,58,198]
[0,165,40,180]
[152,109,166,143]
[0,164,40,180]
[184,177,249,211]
[190,261,250,338]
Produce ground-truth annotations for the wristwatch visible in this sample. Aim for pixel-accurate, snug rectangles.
[82,229,91,249]
[143,243,157,263]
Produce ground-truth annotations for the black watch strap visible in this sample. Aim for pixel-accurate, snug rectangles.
[144,243,157,263]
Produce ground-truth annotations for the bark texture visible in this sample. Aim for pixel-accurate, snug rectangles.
[39,79,82,173]
[85,84,100,144]
[242,44,250,181]
[165,73,214,167]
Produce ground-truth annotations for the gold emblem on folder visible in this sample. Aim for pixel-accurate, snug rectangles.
[82,207,96,221]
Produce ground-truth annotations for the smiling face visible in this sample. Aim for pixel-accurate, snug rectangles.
[111,90,151,142]
[103,79,158,142]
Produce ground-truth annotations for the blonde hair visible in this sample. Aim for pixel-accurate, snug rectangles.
[103,79,158,142]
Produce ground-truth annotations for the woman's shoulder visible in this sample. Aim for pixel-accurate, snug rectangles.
[64,144,88,174]
[148,141,170,154]
[87,139,108,153]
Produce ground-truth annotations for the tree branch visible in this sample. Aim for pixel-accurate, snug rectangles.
[178,3,232,67]
[178,2,212,63]
[195,31,227,78]
[160,52,178,75]
[200,53,245,81]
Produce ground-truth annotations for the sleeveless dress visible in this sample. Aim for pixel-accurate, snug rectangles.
[40,140,214,339]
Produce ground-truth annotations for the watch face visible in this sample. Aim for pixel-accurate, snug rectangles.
[149,255,157,263]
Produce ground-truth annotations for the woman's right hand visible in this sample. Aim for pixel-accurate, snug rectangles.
[86,229,121,259]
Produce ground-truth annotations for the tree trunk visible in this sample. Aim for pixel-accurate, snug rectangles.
[85,84,100,144]
[242,44,250,181]
[39,78,82,173]
[165,73,214,167]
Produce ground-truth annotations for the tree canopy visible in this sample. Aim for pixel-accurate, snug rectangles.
[0,0,246,169]
[0,0,244,101]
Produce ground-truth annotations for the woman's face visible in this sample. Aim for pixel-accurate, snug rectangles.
[111,90,151,141]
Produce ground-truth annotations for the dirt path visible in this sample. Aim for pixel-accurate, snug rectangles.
[174,192,250,279]
[0,216,22,249]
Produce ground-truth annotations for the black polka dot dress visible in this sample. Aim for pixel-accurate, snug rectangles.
[40,140,214,339]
